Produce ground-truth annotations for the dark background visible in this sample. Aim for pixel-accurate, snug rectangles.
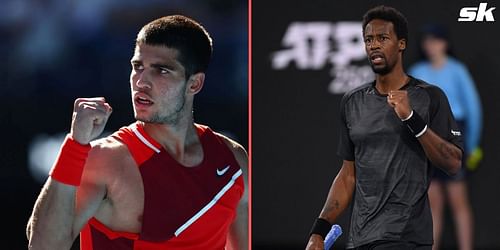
[253,0,499,249]
[0,0,247,249]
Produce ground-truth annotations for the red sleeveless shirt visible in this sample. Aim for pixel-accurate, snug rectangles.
[80,122,244,249]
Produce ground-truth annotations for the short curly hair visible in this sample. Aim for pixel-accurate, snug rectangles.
[362,5,408,42]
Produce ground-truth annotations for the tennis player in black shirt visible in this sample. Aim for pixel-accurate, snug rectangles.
[306,6,463,250]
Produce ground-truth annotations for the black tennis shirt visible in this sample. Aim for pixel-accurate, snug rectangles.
[337,77,463,248]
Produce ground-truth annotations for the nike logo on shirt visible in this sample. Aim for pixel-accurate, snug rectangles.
[216,165,230,176]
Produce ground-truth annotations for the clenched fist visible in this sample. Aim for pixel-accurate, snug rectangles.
[387,90,412,120]
[70,97,113,145]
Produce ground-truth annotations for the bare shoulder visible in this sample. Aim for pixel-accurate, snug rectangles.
[214,132,248,168]
[84,135,134,178]
[89,136,129,161]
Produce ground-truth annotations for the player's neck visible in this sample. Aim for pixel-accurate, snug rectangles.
[375,65,408,94]
[141,112,200,161]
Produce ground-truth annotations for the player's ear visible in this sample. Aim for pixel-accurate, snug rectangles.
[399,38,407,51]
[187,72,205,95]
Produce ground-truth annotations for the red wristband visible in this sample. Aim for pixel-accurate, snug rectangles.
[49,135,91,186]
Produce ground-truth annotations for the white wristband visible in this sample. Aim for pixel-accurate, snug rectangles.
[401,110,414,121]
[415,125,428,138]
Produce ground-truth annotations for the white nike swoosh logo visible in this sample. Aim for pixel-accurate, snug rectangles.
[216,165,230,176]
[451,130,462,136]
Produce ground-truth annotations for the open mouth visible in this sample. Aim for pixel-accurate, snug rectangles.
[134,94,154,106]
[370,53,385,64]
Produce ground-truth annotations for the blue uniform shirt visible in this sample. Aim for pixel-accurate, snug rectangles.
[409,57,482,154]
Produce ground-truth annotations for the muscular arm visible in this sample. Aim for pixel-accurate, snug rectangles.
[306,160,356,249]
[388,90,462,176]
[418,128,462,175]
[27,97,112,250]
[27,146,108,250]
[318,160,356,223]
[27,179,80,250]
[220,134,249,250]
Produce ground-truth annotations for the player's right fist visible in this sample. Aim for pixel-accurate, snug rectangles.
[70,97,113,145]
[305,234,324,250]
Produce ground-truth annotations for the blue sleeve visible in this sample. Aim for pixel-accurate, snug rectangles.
[409,63,428,82]
[408,64,420,77]
[457,64,482,154]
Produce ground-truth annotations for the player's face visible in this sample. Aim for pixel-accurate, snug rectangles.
[422,36,447,61]
[364,19,405,75]
[130,43,188,124]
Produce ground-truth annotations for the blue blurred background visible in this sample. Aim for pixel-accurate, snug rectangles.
[0,0,247,249]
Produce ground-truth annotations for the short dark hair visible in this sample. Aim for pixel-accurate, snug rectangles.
[362,5,408,42]
[136,15,213,78]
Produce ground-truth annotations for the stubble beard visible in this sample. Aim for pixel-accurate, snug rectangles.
[148,95,186,125]
[371,64,391,75]
[370,56,395,75]
[136,85,188,125]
